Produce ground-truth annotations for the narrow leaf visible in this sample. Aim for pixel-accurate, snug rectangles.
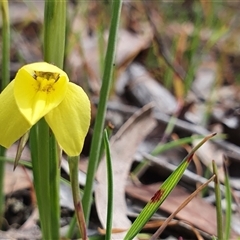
[104,129,114,240]
[150,174,215,240]
[212,160,223,240]
[223,156,232,240]
[124,133,216,240]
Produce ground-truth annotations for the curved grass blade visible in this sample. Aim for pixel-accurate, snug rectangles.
[103,129,114,240]
[150,174,216,240]
[124,133,216,240]
[82,0,122,224]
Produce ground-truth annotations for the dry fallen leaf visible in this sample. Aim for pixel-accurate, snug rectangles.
[95,103,157,239]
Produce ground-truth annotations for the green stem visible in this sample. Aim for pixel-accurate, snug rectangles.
[44,0,66,67]
[82,0,122,224]
[223,158,232,240]
[68,156,87,240]
[48,134,60,237]
[0,0,10,229]
[41,0,66,237]
[212,160,223,240]
[1,0,10,90]
[30,119,52,239]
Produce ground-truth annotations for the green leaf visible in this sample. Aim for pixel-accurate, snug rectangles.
[212,160,223,240]
[82,0,122,224]
[124,133,216,240]
[223,156,232,240]
[103,129,114,240]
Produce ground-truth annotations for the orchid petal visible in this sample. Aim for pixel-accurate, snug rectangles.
[45,82,91,156]
[14,62,68,125]
[0,81,31,148]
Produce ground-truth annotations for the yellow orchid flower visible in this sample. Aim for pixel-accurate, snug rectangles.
[0,62,91,156]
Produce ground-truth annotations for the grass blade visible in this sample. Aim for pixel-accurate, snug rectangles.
[82,0,122,224]
[150,174,215,239]
[223,156,232,240]
[124,133,216,240]
[103,129,114,240]
[212,160,223,240]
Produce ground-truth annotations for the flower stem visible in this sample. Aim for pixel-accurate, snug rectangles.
[44,0,66,67]
[35,0,67,238]
[48,133,60,236]
[30,119,52,239]
[82,0,122,224]
[1,0,10,90]
[68,156,87,240]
